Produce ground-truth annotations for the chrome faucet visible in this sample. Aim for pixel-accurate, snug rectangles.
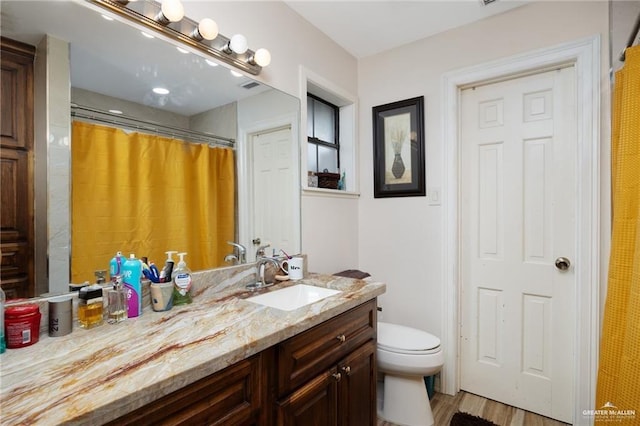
[255,243,271,259]
[227,241,247,264]
[249,256,281,290]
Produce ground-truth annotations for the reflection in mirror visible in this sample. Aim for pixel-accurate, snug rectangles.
[1,1,300,293]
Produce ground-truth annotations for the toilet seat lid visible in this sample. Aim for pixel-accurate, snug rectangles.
[378,322,440,352]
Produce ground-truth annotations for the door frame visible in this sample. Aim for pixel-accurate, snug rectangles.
[237,113,301,260]
[441,35,601,423]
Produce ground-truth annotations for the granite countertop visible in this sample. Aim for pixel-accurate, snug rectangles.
[0,271,385,425]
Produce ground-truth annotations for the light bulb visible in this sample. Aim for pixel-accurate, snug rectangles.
[253,48,271,67]
[160,0,184,23]
[198,18,218,40]
[229,34,248,54]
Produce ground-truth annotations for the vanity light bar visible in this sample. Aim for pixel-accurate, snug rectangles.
[88,0,267,75]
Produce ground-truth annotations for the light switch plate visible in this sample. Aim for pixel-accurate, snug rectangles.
[428,187,441,206]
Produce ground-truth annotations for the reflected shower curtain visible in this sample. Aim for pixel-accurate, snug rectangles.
[595,45,640,422]
[71,121,235,283]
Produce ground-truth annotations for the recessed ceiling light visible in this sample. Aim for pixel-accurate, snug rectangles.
[205,59,218,67]
[101,15,114,21]
[176,46,189,54]
[141,31,154,39]
[108,109,123,114]
[152,87,170,95]
[230,70,243,78]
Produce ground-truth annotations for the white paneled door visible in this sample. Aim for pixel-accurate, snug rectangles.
[460,67,576,423]
[251,127,295,259]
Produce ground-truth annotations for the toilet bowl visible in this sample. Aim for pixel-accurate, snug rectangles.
[377,322,444,426]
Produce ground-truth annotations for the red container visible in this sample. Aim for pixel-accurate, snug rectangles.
[5,304,41,348]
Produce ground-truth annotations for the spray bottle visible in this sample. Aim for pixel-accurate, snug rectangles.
[172,252,192,305]
[109,251,125,282]
[122,254,143,317]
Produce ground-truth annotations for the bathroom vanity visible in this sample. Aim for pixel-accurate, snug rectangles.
[0,270,384,425]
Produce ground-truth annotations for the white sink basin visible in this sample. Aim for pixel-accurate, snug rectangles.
[246,284,341,311]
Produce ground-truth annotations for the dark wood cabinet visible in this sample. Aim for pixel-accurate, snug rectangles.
[337,340,376,426]
[0,37,35,299]
[107,353,264,426]
[105,299,377,426]
[276,299,377,426]
[276,368,339,425]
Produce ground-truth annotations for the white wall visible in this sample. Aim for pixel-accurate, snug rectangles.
[357,1,610,337]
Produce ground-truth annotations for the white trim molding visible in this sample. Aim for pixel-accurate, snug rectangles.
[441,35,601,424]
[299,66,359,194]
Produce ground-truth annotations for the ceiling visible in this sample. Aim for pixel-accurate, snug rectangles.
[0,1,529,116]
[285,0,529,58]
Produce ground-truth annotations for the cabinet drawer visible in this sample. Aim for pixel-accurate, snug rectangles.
[277,299,376,396]
[107,353,262,426]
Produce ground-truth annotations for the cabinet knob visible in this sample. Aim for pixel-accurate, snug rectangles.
[336,334,346,343]
[341,366,351,376]
[332,372,342,382]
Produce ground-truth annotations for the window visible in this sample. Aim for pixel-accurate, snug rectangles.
[307,94,339,173]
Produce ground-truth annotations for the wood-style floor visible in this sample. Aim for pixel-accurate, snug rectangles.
[377,391,570,426]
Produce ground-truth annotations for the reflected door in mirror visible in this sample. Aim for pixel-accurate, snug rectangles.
[0,38,35,298]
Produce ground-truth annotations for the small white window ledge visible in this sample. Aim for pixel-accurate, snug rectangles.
[302,186,360,199]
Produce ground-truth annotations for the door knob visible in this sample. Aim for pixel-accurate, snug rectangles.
[555,257,571,271]
[341,366,351,376]
[332,372,342,382]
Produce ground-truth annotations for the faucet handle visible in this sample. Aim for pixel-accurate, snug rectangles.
[256,243,271,259]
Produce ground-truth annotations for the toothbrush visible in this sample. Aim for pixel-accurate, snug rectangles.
[280,249,292,260]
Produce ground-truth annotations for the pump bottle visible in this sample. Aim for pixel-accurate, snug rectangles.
[172,252,192,305]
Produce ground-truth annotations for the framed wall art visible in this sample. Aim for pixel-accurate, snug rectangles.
[372,96,425,198]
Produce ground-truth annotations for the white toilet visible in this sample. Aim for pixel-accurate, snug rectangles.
[377,322,444,426]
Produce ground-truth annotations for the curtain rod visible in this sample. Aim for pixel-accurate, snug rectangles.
[70,104,235,148]
[620,11,640,62]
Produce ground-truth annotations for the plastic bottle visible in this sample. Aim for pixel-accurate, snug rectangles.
[172,252,193,305]
[122,254,143,317]
[1,284,6,353]
[109,251,125,282]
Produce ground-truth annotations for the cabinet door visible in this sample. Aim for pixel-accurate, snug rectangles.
[277,368,339,426]
[1,38,35,298]
[338,341,376,426]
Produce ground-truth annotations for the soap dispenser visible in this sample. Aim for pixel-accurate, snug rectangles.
[172,252,192,305]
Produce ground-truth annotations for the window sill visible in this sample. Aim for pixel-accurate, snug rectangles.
[302,186,360,199]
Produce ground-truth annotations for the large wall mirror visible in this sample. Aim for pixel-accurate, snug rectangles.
[1,1,301,294]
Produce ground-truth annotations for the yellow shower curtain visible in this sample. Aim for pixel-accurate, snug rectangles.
[71,121,235,283]
[595,45,640,422]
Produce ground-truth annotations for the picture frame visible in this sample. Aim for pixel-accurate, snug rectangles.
[372,96,425,198]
